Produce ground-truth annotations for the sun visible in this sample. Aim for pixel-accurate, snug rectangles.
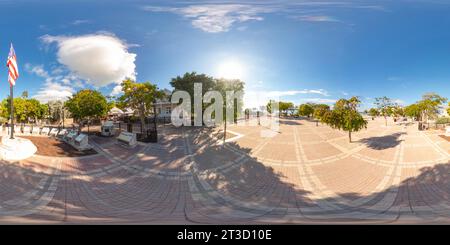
[217,60,244,79]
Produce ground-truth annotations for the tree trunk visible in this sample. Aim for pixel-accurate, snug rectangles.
[348,130,352,143]
[139,105,146,133]
[384,116,387,126]
[78,119,82,133]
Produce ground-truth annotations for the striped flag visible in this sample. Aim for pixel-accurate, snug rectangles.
[6,43,19,86]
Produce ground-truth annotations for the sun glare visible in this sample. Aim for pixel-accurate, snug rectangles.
[217,60,244,79]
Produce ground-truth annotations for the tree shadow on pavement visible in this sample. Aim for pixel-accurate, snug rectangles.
[0,126,449,224]
[359,132,405,150]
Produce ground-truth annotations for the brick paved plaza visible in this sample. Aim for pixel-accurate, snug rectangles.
[0,117,449,224]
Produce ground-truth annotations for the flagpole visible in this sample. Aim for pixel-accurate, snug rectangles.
[10,84,14,139]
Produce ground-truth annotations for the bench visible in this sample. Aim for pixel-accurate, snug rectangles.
[58,128,68,138]
[49,127,59,137]
[23,126,31,135]
[40,127,50,136]
[117,131,137,148]
[32,126,40,135]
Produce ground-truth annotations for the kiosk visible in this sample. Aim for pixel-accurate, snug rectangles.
[101,121,116,136]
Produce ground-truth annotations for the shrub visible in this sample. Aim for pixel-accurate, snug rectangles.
[436,117,450,124]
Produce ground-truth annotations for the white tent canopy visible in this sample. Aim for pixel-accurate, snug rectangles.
[123,108,135,115]
[109,107,124,115]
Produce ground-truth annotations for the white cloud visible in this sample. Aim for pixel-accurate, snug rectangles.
[143,4,272,33]
[298,98,337,104]
[393,99,405,105]
[295,15,340,23]
[33,81,75,103]
[51,66,65,75]
[243,89,330,108]
[40,33,136,87]
[72,19,90,25]
[236,25,248,31]
[26,64,49,78]
[25,64,82,103]
[353,5,388,12]
[142,2,387,33]
[110,84,123,96]
[266,89,329,97]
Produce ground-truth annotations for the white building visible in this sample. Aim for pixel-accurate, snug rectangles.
[154,89,177,119]
[108,89,176,121]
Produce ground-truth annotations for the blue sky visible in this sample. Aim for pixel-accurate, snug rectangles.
[0,0,449,109]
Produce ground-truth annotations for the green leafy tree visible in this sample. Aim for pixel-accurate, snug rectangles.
[416,93,447,122]
[13,97,29,123]
[170,72,215,120]
[404,103,421,121]
[313,104,330,119]
[0,97,48,124]
[170,72,216,96]
[447,102,450,116]
[321,97,368,142]
[374,96,393,126]
[368,108,379,120]
[118,79,164,127]
[390,105,405,121]
[312,104,330,126]
[65,89,109,131]
[38,103,49,122]
[27,98,47,123]
[0,97,11,120]
[278,101,294,116]
[298,103,314,118]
